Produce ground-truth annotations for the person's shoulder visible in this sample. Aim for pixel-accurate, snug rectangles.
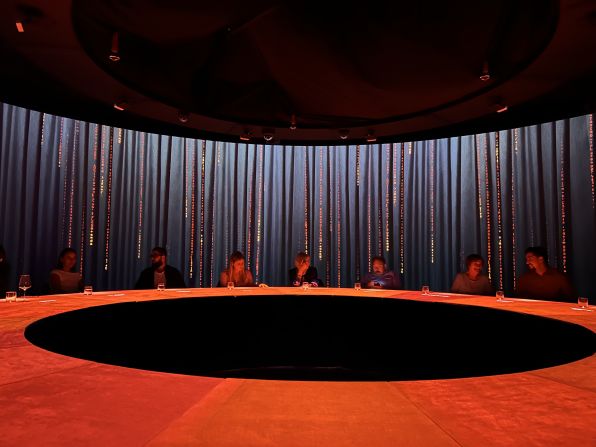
[166,264,183,274]
[518,270,534,279]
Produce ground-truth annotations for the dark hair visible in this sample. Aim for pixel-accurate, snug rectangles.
[525,246,548,264]
[371,256,386,265]
[152,246,167,257]
[229,251,245,265]
[465,254,484,268]
[57,248,77,272]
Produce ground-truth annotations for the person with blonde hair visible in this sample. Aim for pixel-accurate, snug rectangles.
[289,252,322,287]
[219,251,255,287]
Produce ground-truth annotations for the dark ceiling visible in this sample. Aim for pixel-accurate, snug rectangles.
[1,0,595,144]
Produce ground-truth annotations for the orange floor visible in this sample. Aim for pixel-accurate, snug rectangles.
[1,288,594,446]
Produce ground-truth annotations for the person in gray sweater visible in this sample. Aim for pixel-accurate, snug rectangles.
[451,254,493,296]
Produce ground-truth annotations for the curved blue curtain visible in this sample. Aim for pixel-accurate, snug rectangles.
[1,102,595,297]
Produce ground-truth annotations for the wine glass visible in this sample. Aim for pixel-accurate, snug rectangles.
[421,285,430,296]
[19,274,31,300]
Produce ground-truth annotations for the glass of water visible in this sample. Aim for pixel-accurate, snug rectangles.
[354,282,361,291]
[496,290,505,302]
[84,286,93,296]
[227,282,234,290]
[5,291,16,302]
[578,297,589,309]
[421,285,430,296]
[302,282,310,291]
[157,283,165,291]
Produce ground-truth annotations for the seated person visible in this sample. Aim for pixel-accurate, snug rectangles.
[49,248,83,294]
[451,254,493,295]
[516,246,575,302]
[135,246,186,289]
[289,252,323,287]
[0,244,11,296]
[219,251,255,287]
[362,256,401,289]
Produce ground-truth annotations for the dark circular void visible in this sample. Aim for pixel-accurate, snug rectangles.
[25,296,595,381]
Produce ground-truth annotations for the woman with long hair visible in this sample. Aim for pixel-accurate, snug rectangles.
[49,248,83,294]
[219,251,255,287]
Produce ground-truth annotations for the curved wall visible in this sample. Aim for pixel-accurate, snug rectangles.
[0,102,594,296]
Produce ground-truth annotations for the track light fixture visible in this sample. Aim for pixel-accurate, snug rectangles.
[177,110,190,123]
[109,32,121,62]
[16,21,25,33]
[289,114,297,130]
[113,99,128,111]
[479,61,490,81]
[339,129,349,140]
[365,130,377,143]
[496,105,508,113]
[262,129,275,142]
[240,130,252,141]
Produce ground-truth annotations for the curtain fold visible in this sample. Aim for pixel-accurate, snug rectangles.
[1,102,594,298]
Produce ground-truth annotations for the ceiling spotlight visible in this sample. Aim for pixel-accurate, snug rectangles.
[262,129,275,142]
[113,100,128,111]
[15,21,25,33]
[109,32,121,62]
[240,130,252,141]
[365,130,377,143]
[289,114,297,130]
[339,129,349,140]
[479,61,490,81]
[177,110,190,123]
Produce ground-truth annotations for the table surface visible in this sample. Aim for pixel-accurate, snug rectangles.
[1,288,595,447]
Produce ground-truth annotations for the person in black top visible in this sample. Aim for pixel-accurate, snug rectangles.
[135,246,186,289]
[289,252,323,287]
[0,244,10,296]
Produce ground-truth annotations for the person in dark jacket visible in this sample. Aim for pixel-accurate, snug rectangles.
[135,246,186,289]
[289,252,323,287]
[516,246,575,302]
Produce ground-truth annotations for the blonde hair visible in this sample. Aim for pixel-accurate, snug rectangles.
[294,252,310,266]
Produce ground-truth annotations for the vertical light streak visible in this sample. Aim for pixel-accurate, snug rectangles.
[136,132,145,258]
[89,124,99,246]
[318,148,323,260]
[385,144,390,252]
[560,130,568,273]
[67,121,79,247]
[495,132,504,290]
[336,149,342,286]
[304,146,309,253]
[189,141,197,279]
[429,140,435,264]
[256,144,264,281]
[484,133,492,280]
[399,143,405,274]
[199,139,207,285]
[104,127,114,271]
[512,129,519,289]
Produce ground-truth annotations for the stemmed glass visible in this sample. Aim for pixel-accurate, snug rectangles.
[18,274,31,301]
